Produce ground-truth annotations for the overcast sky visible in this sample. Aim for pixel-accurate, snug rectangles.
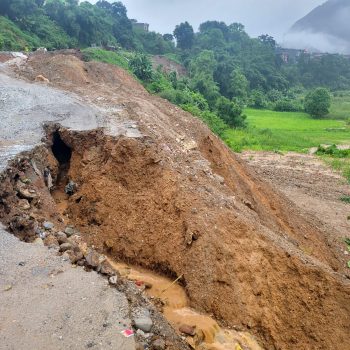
[88,0,324,41]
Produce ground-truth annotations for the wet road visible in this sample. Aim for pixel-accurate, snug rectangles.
[0,68,104,171]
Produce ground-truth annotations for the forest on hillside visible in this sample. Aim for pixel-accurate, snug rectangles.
[2,0,350,128]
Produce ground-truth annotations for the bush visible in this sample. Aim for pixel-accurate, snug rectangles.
[129,54,153,81]
[274,99,303,112]
[304,87,331,118]
[216,96,246,128]
[249,90,268,109]
[316,145,350,158]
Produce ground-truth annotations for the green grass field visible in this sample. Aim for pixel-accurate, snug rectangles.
[223,108,350,153]
[328,91,350,120]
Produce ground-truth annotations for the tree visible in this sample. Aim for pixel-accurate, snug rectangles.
[304,87,331,118]
[258,34,276,49]
[173,22,194,50]
[229,69,249,100]
[215,96,246,128]
[163,33,174,41]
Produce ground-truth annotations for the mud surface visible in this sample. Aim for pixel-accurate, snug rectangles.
[1,53,350,350]
[241,151,350,240]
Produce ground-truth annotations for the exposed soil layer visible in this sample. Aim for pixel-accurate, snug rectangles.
[151,55,187,77]
[4,53,350,350]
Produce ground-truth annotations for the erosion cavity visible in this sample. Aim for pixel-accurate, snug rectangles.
[51,131,72,167]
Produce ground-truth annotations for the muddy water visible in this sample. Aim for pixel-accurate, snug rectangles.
[108,261,263,350]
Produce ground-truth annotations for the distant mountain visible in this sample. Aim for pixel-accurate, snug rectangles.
[286,0,350,53]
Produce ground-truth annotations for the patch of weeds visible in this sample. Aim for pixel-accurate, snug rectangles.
[340,196,350,203]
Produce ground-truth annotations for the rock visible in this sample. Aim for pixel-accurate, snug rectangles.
[144,282,153,289]
[133,309,153,332]
[243,200,254,210]
[43,235,59,247]
[43,221,54,230]
[33,237,44,246]
[179,324,196,336]
[65,181,77,196]
[104,239,114,250]
[85,249,103,269]
[17,187,37,200]
[183,140,198,151]
[152,338,166,350]
[64,226,75,237]
[59,242,73,252]
[65,250,84,264]
[18,199,30,210]
[109,275,118,285]
[4,284,13,291]
[35,75,50,83]
[55,231,68,244]
[98,260,115,276]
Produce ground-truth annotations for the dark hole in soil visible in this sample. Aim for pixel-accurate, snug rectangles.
[51,131,72,165]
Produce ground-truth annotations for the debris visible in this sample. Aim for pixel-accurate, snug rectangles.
[55,231,68,244]
[64,226,75,237]
[59,242,73,252]
[109,275,118,285]
[17,187,37,200]
[35,74,50,83]
[179,324,196,336]
[98,260,115,276]
[43,167,53,191]
[121,329,134,338]
[65,181,77,196]
[133,308,153,333]
[152,338,166,350]
[18,199,30,210]
[43,221,54,230]
[4,284,13,291]
[44,235,59,247]
[85,249,104,269]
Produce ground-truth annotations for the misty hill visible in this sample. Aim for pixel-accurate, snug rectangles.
[288,0,350,53]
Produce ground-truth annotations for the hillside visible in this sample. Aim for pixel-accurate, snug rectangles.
[1,52,349,350]
[289,0,350,53]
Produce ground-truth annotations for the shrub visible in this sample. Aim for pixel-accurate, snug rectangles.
[304,87,331,118]
[129,54,153,81]
[274,99,303,112]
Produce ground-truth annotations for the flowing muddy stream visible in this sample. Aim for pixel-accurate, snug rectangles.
[108,261,263,350]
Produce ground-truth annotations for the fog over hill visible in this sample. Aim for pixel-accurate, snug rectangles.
[285,0,350,53]
[88,0,322,41]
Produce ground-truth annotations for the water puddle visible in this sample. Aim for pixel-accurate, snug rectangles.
[108,260,263,350]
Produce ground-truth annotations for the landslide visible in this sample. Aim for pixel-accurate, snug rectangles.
[16,54,350,350]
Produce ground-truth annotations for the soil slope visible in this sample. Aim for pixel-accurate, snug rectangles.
[9,53,350,350]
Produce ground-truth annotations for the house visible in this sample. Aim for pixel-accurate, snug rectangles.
[131,20,149,32]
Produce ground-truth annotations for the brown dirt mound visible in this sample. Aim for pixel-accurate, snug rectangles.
[13,54,350,350]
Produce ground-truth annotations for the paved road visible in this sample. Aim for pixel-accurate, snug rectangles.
[0,225,135,350]
[0,68,104,171]
[0,65,136,349]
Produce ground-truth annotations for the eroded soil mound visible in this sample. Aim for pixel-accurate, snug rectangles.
[8,54,350,349]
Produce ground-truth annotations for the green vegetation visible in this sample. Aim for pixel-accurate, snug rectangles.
[340,196,350,204]
[223,108,350,152]
[0,15,39,50]
[82,48,130,71]
[329,91,350,120]
[305,88,331,118]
